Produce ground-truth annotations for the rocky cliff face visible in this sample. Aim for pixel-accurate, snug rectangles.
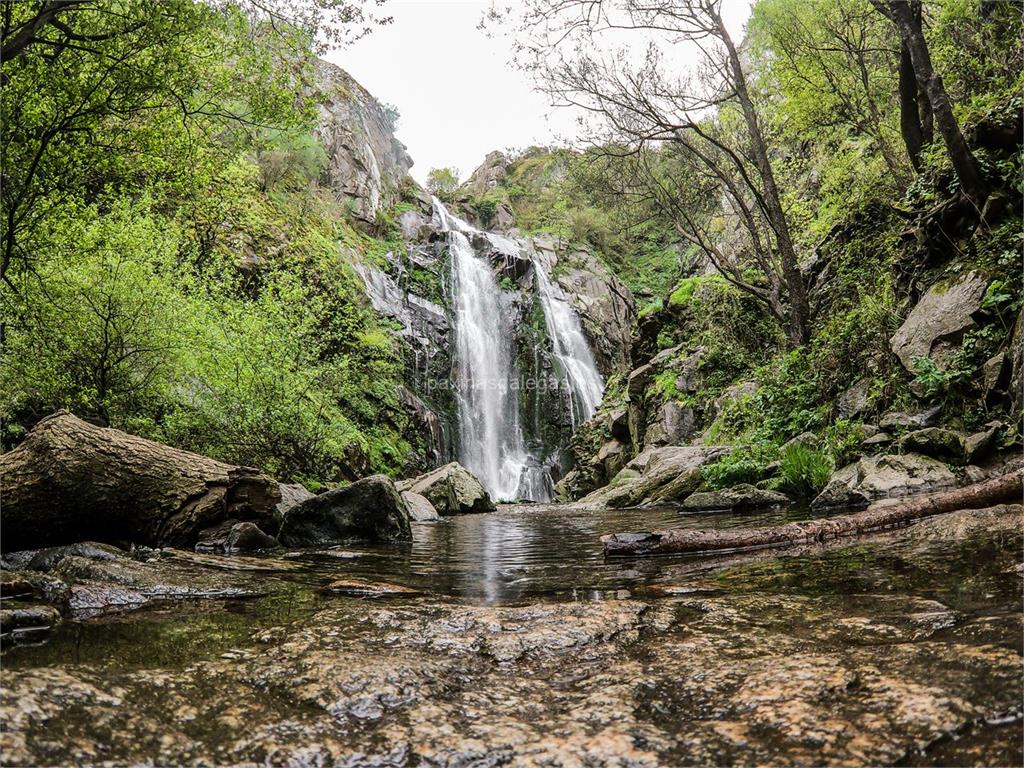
[362,197,636,479]
[314,60,413,223]
[310,67,635,481]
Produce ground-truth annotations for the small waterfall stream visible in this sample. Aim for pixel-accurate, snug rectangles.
[533,260,605,427]
[433,198,604,501]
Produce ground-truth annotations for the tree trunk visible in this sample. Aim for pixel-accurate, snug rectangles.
[602,470,1022,557]
[898,38,927,171]
[886,0,988,203]
[716,13,810,347]
[0,411,282,551]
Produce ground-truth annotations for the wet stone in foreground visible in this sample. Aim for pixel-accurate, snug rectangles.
[1,504,1021,766]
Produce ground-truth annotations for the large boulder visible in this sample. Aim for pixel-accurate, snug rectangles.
[196,520,278,554]
[578,446,730,508]
[278,475,412,546]
[277,483,315,518]
[0,411,281,551]
[879,406,942,432]
[890,271,988,372]
[812,454,958,510]
[402,491,440,522]
[963,421,1003,464]
[898,428,965,463]
[397,462,495,515]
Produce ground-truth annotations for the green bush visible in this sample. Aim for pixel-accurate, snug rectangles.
[778,443,833,499]
[702,443,779,489]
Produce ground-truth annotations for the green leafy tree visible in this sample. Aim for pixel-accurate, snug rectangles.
[426,167,460,200]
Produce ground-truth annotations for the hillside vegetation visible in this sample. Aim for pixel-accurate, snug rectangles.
[469,0,1022,499]
[1,1,414,486]
[2,0,1021,499]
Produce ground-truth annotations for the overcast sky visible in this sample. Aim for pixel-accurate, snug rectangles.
[327,0,754,184]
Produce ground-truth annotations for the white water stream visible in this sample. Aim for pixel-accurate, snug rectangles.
[433,199,603,501]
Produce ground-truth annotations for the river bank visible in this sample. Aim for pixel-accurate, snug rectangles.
[3,501,1021,766]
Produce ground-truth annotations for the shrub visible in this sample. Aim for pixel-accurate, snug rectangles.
[778,443,833,499]
[426,167,459,199]
[701,443,779,489]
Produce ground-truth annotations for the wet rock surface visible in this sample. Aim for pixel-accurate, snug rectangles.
[397,462,495,515]
[1,504,1020,766]
[279,474,412,545]
[683,483,790,512]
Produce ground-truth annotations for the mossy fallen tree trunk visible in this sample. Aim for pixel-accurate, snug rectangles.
[602,470,1023,558]
[1,411,281,551]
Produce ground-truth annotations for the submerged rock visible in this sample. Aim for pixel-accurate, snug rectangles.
[397,462,495,515]
[196,520,278,554]
[0,543,266,619]
[683,484,790,512]
[321,578,422,597]
[278,475,412,545]
[0,604,60,643]
[0,502,1021,765]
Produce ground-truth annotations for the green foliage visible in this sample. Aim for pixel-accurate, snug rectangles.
[668,278,700,308]
[911,357,954,400]
[2,199,183,426]
[823,421,868,469]
[256,129,328,192]
[426,167,460,199]
[0,2,410,483]
[702,443,779,489]
[474,197,499,227]
[777,444,833,500]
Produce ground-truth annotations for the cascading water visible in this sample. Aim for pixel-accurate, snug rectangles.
[533,261,605,427]
[435,200,536,500]
[434,198,604,502]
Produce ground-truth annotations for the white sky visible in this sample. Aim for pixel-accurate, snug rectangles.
[328,0,754,185]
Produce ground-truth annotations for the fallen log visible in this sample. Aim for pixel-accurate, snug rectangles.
[1,411,281,551]
[602,470,1023,558]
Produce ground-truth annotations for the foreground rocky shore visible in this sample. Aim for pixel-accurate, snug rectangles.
[2,504,1021,766]
[1,413,1021,766]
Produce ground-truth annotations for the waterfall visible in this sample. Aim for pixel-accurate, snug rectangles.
[433,198,603,502]
[533,260,605,427]
[435,199,535,500]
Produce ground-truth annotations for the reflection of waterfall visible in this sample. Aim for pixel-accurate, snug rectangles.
[433,198,603,502]
[533,260,604,427]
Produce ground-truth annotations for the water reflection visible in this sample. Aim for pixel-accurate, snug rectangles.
[284,503,815,603]
[6,502,1018,672]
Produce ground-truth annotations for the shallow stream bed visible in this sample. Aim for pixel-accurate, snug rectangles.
[2,503,1021,766]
